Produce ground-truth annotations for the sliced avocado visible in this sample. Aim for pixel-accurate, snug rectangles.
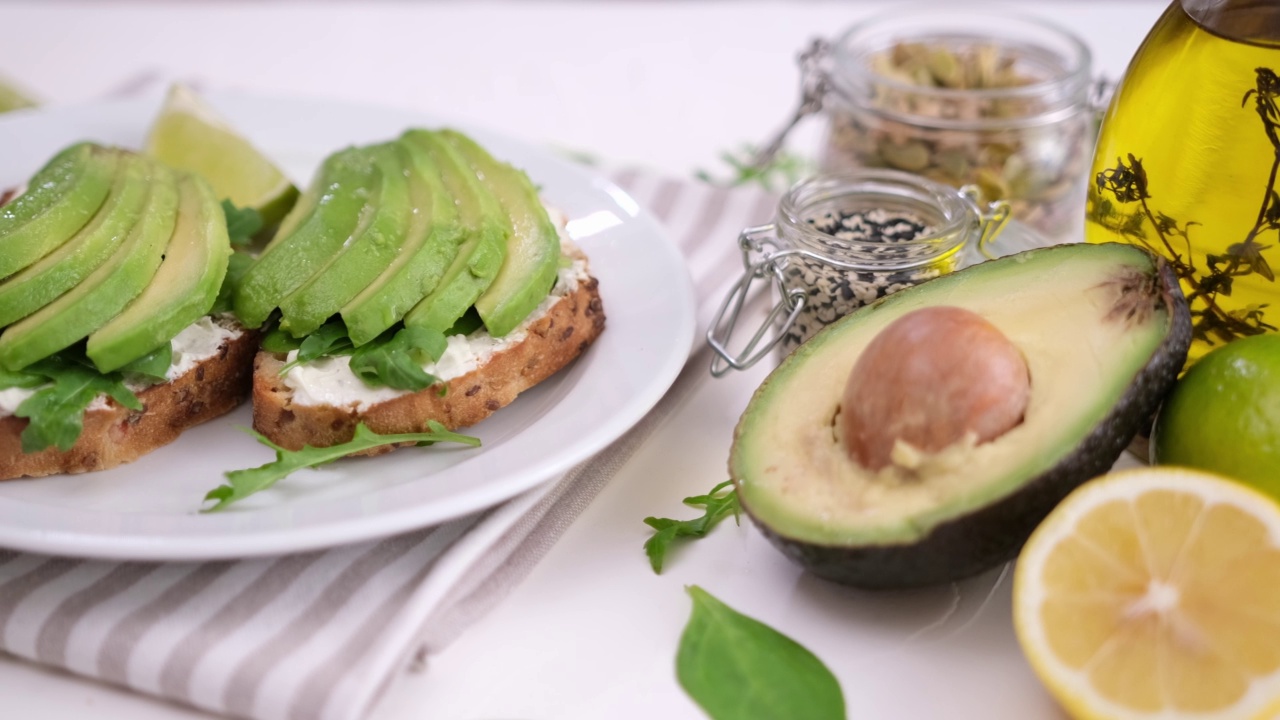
[0,142,116,280]
[401,130,509,333]
[0,163,179,370]
[441,130,560,337]
[87,173,231,372]
[0,152,151,328]
[277,143,412,338]
[730,243,1191,589]
[340,139,465,346]
[232,147,377,328]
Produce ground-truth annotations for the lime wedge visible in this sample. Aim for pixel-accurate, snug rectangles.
[0,77,38,113]
[145,83,298,227]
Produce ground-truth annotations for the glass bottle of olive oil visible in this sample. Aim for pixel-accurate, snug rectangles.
[1086,0,1280,364]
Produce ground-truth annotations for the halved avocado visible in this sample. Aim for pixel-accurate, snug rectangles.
[729,243,1191,589]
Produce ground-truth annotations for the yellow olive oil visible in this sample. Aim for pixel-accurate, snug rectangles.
[1086,0,1280,363]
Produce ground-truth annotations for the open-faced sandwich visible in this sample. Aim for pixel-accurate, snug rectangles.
[236,128,606,456]
[0,117,606,509]
[0,142,253,479]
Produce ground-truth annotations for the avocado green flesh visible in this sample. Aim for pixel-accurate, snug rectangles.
[340,139,464,346]
[732,243,1171,548]
[277,144,412,338]
[0,165,179,371]
[87,174,230,372]
[0,154,151,329]
[0,142,116,280]
[232,147,377,328]
[401,130,509,333]
[442,130,560,338]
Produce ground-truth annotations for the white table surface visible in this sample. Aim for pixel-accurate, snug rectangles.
[0,2,1166,718]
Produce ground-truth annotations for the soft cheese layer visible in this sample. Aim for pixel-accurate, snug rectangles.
[0,316,244,416]
[280,255,588,411]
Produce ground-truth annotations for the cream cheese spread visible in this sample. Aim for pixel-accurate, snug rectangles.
[280,253,588,411]
[0,316,244,416]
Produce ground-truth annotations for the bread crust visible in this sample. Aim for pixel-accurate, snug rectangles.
[0,325,260,480]
[253,275,606,456]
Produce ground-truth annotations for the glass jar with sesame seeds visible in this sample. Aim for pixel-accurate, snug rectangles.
[707,169,1008,376]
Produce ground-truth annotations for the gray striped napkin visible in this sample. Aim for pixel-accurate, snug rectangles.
[0,170,777,720]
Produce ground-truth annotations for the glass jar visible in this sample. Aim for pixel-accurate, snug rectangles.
[1086,0,1280,366]
[707,170,1008,376]
[767,8,1095,242]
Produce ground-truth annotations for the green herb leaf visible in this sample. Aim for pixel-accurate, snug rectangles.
[695,143,814,192]
[120,342,173,381]
[349,326,447,391]
[260,325,303,354]
[0,366,49,390]
[277,319,354,375]
[221,199,263,248]
[203,421,481,511]
[677,586,845,720]
[211,251,256,316]
[15,356,141,453]
[445,307,484,336]
[643,480,740,574]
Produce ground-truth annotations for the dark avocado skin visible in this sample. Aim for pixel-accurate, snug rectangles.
[737,255,1192,590]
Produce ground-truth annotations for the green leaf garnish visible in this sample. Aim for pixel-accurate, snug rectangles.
[694,143,815,192]
[203,421,481,511]
[211,251,255,316]
[677,586,845,720]
[445,307,484,336]
[15,355,141,453]
[221,199,263,248]
[643,480,740,574]
[349,326,447,391]
[260,325,303,353]
[277,319,354,375]
[120,343,173,381]
[0,366,49,390]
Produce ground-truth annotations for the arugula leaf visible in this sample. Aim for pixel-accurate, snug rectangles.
[643,480,740,573]
[349,326,448,391]
[277,319,354,374]
[203,421,481,511]
[120,342,173,381]
[445,307,484,336]
[211,251,255,316]
[15,356,142,453]
[260,325,303,354]
[678,586,845,720]
[0,366,49,390]
[221,199,263,248]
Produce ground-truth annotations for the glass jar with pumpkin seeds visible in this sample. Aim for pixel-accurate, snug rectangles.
[707,170,1009,377]
[767,9,1094,241]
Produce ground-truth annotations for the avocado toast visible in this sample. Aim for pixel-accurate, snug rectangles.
[0,143,257,479]
[240,129,606,455]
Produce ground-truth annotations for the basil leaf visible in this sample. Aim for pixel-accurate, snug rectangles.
[221,199,263,248]
[15,356,142,453]
[211,251,255,316]
[643,480,740,573]
[349,326,447,391]
[120,342,173,381]
[277,319,353,375]
[203,421,480,511]
[677,586,845,720]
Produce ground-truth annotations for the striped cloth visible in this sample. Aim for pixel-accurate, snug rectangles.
[0,171,778,720]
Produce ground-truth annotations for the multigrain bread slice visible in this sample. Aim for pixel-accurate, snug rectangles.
[253,275,605,456]
[0,323,259,479]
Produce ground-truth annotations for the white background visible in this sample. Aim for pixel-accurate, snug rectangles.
[0,2,1165,718]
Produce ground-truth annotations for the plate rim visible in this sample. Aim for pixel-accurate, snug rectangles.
[0,91,696,560]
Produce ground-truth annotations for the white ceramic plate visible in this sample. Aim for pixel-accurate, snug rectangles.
[0,92,695,561]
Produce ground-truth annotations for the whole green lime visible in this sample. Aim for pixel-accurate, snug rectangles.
[1153,334,1280,500]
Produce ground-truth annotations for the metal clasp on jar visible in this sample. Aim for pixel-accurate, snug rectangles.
[707,193,1009,377]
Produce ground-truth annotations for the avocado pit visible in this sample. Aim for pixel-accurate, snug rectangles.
[840,306,1030,472]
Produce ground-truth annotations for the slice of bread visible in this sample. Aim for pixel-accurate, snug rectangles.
[253,274,605,456]
[0,320,259,479]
